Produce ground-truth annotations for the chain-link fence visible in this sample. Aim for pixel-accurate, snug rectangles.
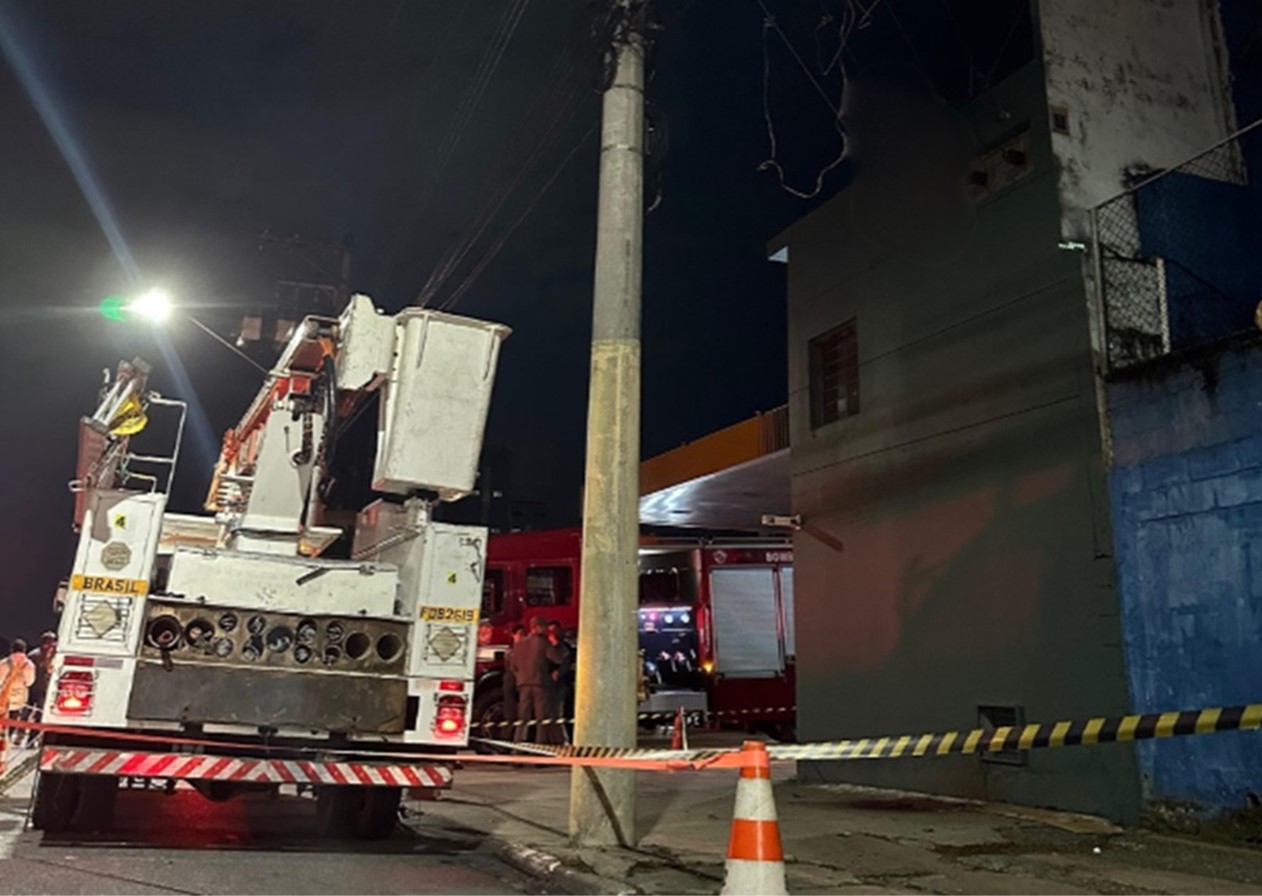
[1093,118,1262,373]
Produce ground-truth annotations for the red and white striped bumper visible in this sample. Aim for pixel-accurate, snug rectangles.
[39,747,453,788]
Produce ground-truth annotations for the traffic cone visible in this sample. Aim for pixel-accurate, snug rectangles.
[670,706,688,750]
[720,740,786,895]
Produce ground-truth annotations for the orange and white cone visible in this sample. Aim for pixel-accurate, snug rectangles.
[720,740,787,895]
[670,706,688,751]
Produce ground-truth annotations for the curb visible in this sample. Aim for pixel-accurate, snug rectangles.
[490,840,638,895]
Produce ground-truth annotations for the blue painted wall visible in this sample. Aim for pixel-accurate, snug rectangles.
[1108,342,1262,810]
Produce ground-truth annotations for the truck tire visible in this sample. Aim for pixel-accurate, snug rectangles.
[471,687,507,752]
[76,776,119,832]
[356,787,402,840]
[32,773,80,834]
[316,785,364,838]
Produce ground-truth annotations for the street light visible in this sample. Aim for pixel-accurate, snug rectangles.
[100,287,266,373]
[126,288,173,323]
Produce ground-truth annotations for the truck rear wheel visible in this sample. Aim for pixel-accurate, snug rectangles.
[75,776,119,832]
[315,785,402,840]
[357,787,402,840]
[316,785,364,838]
[472,687,509,752]
[32,773,80,833]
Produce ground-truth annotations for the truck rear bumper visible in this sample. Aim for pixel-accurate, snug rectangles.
[39,746,453,789]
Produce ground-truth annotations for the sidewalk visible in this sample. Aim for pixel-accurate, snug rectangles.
[412,760,1262,894]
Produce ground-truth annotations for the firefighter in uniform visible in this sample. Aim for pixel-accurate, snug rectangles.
[510,616,566,743]
[500,624,526,738]
[544,620,573,745]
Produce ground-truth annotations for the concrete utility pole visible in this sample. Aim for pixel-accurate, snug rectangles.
[569,0,647,847]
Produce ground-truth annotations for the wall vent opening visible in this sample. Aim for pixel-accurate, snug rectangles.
[978,704,1027,766]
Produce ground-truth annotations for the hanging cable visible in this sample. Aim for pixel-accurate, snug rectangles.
[816,0,884,78]
[755,3,846,200]
[755,0,840,118]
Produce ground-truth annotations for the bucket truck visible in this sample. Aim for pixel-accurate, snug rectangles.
[33,295,509,839]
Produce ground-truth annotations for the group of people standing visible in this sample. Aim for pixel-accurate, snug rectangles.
[0,631,57,746]
[502,615,572,744]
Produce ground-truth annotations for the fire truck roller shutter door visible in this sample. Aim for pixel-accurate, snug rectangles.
[709,568,784,677]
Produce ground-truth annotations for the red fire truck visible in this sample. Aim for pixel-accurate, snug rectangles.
[473,528,796,738]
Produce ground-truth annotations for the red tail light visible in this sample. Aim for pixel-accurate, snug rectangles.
[477,622,492,646]
[55,670,94,715]
[434,695,467,738]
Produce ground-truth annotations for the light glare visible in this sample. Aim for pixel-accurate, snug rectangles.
[128,288,172,323]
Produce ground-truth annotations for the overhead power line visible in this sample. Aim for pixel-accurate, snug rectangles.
[416,4,604,309]
[417,0,533,217]
[441,125,596,311]
[418,49,586,306]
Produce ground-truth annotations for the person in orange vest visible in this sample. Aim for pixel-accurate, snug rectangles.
[0,640,36,721]
[0,640,36,760]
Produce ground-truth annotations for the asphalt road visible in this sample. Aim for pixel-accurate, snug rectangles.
[0,780,539,895]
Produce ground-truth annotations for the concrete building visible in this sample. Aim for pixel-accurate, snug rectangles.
[771,0,1260,822]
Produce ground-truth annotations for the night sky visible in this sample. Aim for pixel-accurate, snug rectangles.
[0,0,1033,639]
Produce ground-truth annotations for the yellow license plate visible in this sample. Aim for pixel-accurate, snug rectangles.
[420,606,478,624]
[71,574,149,596]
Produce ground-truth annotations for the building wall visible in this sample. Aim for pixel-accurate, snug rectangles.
[1108,341,1262,811]
[784,63,1142,821]
[1041,0,1237,224]
[1041,0,1240,372]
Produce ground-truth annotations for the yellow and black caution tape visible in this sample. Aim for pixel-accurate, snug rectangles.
[767,703,1262,761]
[473,702,1262,767]
[469,705,796,733]
[518,741,730,762]
[711,706,795,719]
[470,737,725,762]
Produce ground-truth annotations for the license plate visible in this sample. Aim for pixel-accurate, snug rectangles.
[419,606,478,624]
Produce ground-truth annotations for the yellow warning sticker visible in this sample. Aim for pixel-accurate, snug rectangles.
[71,574,149,596]
[419,606,478,625]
